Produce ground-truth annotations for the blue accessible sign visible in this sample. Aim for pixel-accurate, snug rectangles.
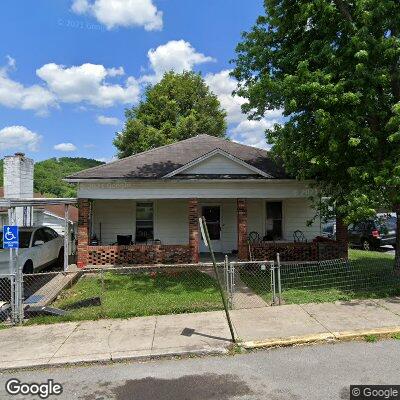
[3,225,19,249]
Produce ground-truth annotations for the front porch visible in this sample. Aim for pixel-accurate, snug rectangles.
[76,197,337,267]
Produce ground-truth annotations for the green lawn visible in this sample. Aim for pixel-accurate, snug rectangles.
[239,249,399,305]
[27,269,223,325]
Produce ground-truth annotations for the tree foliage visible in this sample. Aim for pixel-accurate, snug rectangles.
[233,0,400,223]
[0,157,104,198]
[113,71,227,158]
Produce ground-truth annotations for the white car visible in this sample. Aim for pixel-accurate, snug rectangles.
[0,226,64,275]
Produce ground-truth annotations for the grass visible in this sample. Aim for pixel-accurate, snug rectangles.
[364,334,378,343]
[392,333,400,340]
[240,248,399,305]
[27,269,223,325]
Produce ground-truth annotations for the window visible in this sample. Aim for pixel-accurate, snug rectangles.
[32,228,47,245]
[43,227,58,241]
[266,201,283,240]
[136,202,154,242]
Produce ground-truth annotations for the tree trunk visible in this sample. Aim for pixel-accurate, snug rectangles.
[395,204,400,273]
[336,216,349,259]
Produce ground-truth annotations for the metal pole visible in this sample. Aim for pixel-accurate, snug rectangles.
[271,262,276,305]
[277,253,282,306]
[64,204,69,272]
[200,217,236,343]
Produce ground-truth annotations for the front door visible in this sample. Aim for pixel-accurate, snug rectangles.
[200,205,222,252]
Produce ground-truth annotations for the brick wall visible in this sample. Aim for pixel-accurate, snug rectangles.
[188,198,199,263]
[251,239,347,262]
[77,198,90,268]
[87,244,191,266]
[237,199,248,260]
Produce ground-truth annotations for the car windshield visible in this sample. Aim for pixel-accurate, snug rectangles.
[375,216,396,233]
[0,231,32,249]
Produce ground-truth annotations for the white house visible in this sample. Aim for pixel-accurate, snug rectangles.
[66,135,344,267]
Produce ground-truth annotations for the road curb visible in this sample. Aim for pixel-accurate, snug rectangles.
[241,326,400,349]
[0,348,229,372]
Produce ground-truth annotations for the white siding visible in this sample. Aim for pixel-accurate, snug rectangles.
[284,198,321,241]
[156,200,188,245]
[92,200,136,245]
[183,154,256,175]
[220,200,237,253]
[248,199,264,236]
[78,180,316,200]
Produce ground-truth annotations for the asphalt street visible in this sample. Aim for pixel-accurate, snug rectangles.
[1,339,400,399]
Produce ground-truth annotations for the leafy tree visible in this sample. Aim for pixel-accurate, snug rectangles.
[0,157,104,198]
[114,71,227,157]
[233,0,400,266]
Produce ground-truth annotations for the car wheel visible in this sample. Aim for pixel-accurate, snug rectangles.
[362,240,371,251]
[23,261,34,274]
[56,248,64,270]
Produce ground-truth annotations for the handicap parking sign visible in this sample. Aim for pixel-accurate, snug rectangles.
[3,226,19,249]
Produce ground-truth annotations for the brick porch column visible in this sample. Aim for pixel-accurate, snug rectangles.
[77,198,90,268]
[336,216,349,259]
[188,198,199,263]
[237,199,248,260]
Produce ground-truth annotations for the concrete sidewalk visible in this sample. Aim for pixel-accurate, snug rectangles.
[2,297,400,370]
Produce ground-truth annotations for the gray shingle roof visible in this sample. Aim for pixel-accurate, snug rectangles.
[67,134,290,180]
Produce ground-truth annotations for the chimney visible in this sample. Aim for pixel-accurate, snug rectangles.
[4,153,34,226]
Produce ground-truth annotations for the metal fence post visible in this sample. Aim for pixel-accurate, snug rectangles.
[271,261,276,305]
[276,253,282,306]
[228,261,235,309]
[224,255,229,297]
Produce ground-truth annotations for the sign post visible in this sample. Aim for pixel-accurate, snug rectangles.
[3,225,19,250]
[199,216,236,343]
[3,224,22,323]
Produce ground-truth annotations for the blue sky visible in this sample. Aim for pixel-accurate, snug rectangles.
[0,0,281,162]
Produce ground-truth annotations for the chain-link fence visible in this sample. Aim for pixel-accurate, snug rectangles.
[1,252,399,326]
[276,256,400,305]
[225,260,275,309]
[219,254,399,309]
[0,274,13,323]
[9,262,226,324]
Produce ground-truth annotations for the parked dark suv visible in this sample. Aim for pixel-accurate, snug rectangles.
[348,215,397,251]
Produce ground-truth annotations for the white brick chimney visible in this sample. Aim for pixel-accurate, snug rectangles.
[4,153,34,226]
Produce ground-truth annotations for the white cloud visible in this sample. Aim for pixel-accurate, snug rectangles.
[141,40,215,83]
[205,69,282,149]
[36,63,140,107]
[54,142,77,152]
[95,156,116,163]
[0,126,42,152]
[71,0,163,31]
[5,55,16,70]
[231,119,276,149]
[107,66,125,77]
[96,115,120,126]
[0,57,56,114]
[205,70,245,124]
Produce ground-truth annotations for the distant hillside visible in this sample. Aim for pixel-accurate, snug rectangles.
[0,157,104,198]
